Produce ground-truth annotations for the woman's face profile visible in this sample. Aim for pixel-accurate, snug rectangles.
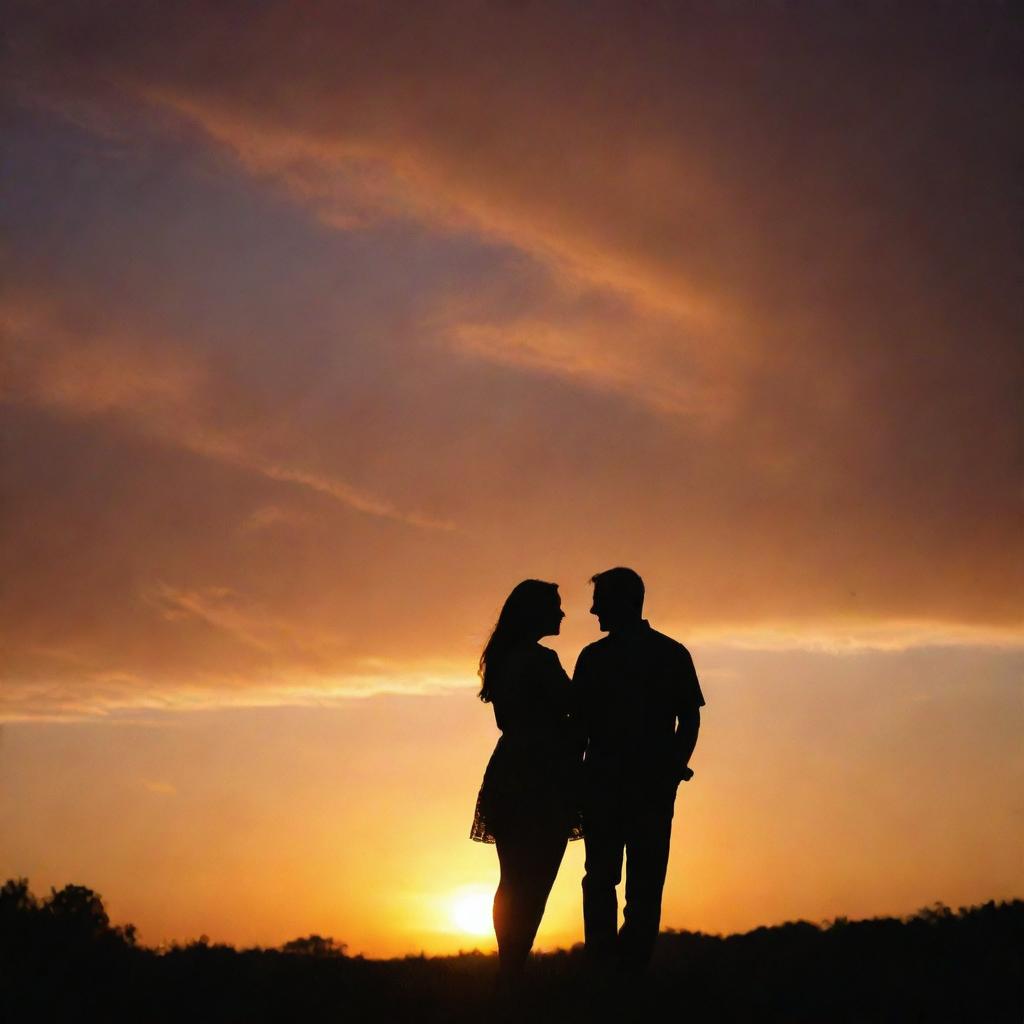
[541,591,565,638]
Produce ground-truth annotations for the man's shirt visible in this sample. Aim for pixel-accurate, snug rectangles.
[574,619,704,790]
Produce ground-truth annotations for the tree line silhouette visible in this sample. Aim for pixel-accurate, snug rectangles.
[1,877,1020,1022]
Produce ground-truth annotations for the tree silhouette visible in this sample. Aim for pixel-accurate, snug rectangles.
[1,878,1020,1023]
[281,934,347,957]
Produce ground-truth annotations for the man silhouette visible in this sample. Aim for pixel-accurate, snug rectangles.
[574,567,704,975]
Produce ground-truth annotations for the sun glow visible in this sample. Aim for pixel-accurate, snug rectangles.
[450,886,493,936]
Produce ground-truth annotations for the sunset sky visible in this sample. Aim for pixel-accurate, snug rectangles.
[2,2,1021,956]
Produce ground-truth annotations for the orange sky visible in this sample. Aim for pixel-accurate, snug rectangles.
[1,2,1021,955]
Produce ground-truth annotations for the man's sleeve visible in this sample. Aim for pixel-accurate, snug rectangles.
[679,646,705,711]
[672,646,703,779]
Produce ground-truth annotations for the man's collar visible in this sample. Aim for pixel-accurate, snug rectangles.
[608,618,649,638]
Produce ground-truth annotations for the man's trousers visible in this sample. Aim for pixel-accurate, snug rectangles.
[582,784,676,973]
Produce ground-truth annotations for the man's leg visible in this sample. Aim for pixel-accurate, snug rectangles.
[582,799,625,966]
[618,793,675,973]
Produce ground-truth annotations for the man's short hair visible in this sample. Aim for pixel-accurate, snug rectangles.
[590,567,645,610]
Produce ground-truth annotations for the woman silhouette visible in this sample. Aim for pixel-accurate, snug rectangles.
[470,579,583,987]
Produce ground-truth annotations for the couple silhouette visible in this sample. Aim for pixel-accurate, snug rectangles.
[470,567,705,990]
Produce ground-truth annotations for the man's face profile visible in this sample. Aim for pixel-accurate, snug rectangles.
[590,583,620,633]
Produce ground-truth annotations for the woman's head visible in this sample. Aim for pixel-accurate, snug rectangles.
[478,580,563,703]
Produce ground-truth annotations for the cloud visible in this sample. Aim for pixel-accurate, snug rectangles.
[690,621,1024,656]
[0,663,473,722]
[1,290,451,530]
[239,504,308,533]
[1,2,1020,717]
[141,779,177,795]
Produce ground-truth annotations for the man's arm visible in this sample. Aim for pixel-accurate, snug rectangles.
[673,708,700,781]
[673,646,704,781]
[569,648,592,758]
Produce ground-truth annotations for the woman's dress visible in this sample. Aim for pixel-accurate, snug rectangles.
[470,643,583,844]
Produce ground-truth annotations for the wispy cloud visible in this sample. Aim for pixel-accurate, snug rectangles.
[146,582,348,661]
[141,778,177,795]
[1,294,451,530]
[0,663,473,722]
[691,621,1024,655]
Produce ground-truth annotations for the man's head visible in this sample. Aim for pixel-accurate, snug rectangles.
[590,567,645,633]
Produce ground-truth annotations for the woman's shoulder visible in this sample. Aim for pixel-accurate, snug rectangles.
[537,645,567,673]
[538,645,569,683]
[525,643,565,668]
[493,643,560,680]
[500,641,548,671]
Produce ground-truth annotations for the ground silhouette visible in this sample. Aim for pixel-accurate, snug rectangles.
[1,878,1020,1022]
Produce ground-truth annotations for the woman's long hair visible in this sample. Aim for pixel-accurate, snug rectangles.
[478,579,559,703]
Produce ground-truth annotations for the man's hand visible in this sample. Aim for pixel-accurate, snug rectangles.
[678,765,694,783]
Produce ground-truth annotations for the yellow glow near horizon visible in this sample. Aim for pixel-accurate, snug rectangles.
[450,886,494,936]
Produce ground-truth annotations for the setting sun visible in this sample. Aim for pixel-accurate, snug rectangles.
[451,887,494,936]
